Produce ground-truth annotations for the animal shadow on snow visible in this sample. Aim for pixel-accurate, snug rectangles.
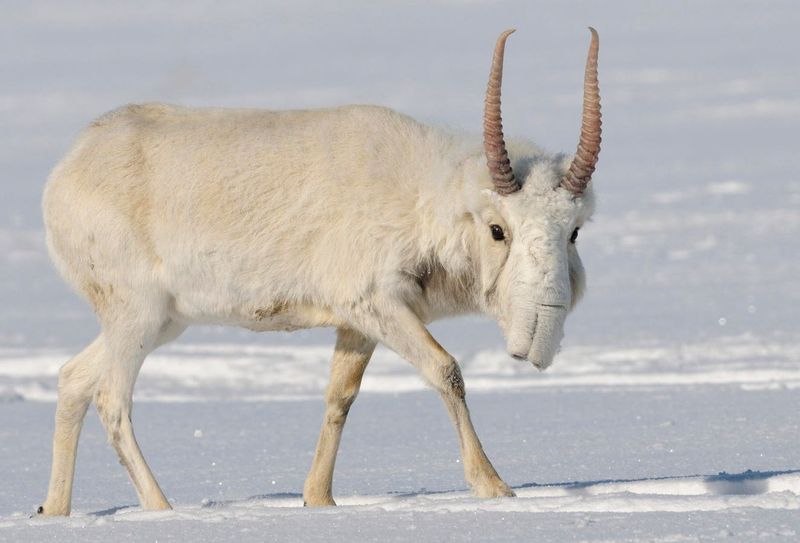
[88,469,798,516]
[518,468,800,496]
[92,504,137,517]
[703,469,798,495]
[198,492,303,509]
[88,492,303,517]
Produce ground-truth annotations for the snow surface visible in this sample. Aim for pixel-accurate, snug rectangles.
[1,1,799,541]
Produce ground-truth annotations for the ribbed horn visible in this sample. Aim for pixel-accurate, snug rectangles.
[483,29,520,196]
[562,27,602,196]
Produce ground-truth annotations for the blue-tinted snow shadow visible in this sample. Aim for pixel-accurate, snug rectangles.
[91,504,137,516]
[703,469,797,495]
[517,468,800,496]
[86,469,798,515]
[89,493,304,516]
[199,492,303,509]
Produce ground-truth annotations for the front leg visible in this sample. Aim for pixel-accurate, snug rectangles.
[348,298,514,498]
[304,328,376,506]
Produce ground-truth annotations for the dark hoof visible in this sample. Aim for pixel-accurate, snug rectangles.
[37,505,44,515]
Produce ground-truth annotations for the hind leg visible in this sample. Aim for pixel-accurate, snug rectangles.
[40,336,105,516]
[303,328,375,506]
[93,317,185,511]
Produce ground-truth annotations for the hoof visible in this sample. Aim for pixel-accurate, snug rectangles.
[144,501,173,511]
[473,480,516,498]
[34,503,70,516]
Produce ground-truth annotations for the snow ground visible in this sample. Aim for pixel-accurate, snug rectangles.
[1,388,799,541]
[2,389,799,541]
[1,1,799,541]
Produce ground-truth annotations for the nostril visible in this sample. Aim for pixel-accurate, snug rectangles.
[510,352,526,361]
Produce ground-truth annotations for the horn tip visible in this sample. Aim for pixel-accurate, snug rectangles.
[588,27,599,40]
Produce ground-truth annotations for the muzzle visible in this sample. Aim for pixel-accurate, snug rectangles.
[527,304,567,370]
[507,303,567,371]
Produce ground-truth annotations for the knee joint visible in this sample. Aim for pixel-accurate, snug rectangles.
[57,362,88,393]
[325,390,358,425]
[94,389,129,440]
[441,360,465,399]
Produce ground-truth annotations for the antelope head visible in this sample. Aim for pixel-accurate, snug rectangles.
[472,28,601,370]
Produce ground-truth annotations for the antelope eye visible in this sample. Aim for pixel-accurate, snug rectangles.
[570,227,579,243]
[490,224,505,241]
